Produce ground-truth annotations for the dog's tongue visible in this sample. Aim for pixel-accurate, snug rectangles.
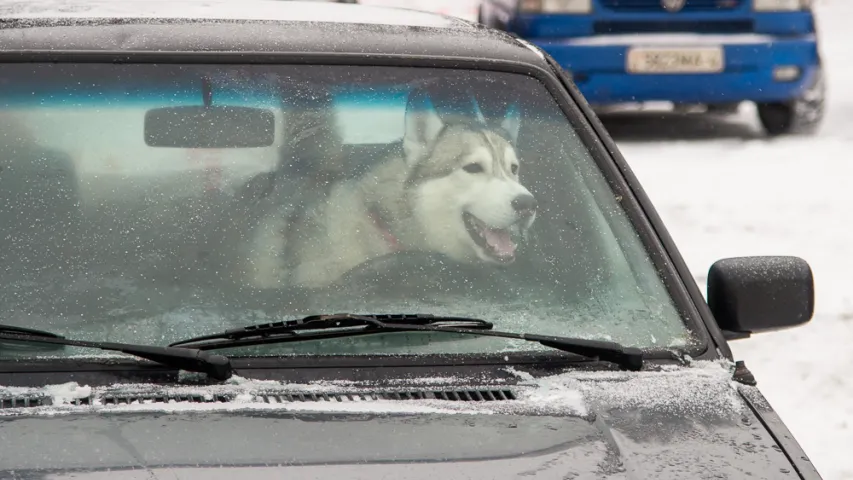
[483,228,516,257]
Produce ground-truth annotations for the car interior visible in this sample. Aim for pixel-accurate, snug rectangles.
[0,66,688,352]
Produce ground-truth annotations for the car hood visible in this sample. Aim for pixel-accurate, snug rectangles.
[0,361,805,479]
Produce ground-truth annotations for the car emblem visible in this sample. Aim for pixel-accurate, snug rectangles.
[662,0,686,12]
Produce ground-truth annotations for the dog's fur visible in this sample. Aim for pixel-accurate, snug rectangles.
[230,90,537,290]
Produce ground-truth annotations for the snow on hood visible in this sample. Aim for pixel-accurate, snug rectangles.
[0,360,743,419]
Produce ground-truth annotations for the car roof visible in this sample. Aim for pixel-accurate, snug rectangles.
[0,0,546,66]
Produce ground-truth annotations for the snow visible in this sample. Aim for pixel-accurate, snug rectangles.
[514,37,547,59]
[1,362,746,422]
[365,0,853,477]
[42,382,92,404]
[0,373,587,418]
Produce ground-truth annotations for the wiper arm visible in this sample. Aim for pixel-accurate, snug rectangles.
[169,314,643,371]
[0,324,65,339]
[0,324,233,381]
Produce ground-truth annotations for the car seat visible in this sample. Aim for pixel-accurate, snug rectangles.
[0,140,81,277]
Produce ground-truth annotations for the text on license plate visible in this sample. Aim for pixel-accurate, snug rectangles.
[626,47,724,74]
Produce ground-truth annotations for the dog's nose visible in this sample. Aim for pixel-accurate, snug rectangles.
[511,194,537,214]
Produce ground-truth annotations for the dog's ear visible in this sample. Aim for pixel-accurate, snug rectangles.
[500,103,522,144]
[403,89,445,166]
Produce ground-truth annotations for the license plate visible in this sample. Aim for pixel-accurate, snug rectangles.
[626,47,724,74]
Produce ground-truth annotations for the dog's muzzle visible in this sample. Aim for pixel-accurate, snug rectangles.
[463,194,537,264]
[511,194,537,221]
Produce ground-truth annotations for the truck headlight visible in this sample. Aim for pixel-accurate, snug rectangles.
[753,0,812,11]
[520,0,592,14]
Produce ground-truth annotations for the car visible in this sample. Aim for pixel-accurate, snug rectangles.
[0,0,822,478]
[478,0,825,137]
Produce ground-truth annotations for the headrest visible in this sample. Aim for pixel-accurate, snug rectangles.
[278,82,345,180]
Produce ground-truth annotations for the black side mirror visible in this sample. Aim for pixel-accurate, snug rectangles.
[707,256,814,341]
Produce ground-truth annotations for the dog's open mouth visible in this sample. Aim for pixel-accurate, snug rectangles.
[463,212,517,264]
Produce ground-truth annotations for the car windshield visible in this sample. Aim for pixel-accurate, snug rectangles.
[0,63,697,360]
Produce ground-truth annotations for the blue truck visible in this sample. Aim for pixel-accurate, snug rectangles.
[478,0,824,136]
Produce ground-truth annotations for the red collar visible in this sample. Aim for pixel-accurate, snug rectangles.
[367,206,403,252]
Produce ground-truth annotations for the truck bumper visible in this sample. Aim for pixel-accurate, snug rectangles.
[533,33,820,105]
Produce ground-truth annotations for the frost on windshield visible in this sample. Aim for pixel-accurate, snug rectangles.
[0,63,695,359]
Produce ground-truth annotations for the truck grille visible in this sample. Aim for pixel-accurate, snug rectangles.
[594,19,753,34]
[598,0,741,12]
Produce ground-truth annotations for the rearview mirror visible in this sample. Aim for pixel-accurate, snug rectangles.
[707,256,814,341]
[144,106,275,148]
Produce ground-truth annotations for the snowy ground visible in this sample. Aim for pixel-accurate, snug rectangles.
[363,0,852,478]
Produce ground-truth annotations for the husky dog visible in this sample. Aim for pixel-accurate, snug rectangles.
[236,87,538,290]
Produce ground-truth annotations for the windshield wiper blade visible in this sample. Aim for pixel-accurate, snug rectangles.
[0,324,65,339]
[0,326,233,381]
[169,314,643,371]
[169,313,494,347]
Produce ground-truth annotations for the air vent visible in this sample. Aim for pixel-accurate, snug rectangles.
[101,394,233,405]
[0,395,90,409]
[432,390,516,401]
[1,389,517,409]
[256,389,516,403]
[1,396,50,409]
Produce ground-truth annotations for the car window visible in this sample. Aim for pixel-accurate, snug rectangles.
[0,63,697,360]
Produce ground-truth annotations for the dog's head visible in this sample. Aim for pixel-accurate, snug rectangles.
[400,89,536,265]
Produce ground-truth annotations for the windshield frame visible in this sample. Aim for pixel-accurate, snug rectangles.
[0,49,716,370]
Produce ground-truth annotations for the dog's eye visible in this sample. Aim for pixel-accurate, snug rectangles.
[463,163,484,174]
[511,164,519,175]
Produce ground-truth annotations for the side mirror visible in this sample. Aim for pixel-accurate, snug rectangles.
[707,256,814,341]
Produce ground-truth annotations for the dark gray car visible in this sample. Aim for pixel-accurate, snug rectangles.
[0,1,821,478]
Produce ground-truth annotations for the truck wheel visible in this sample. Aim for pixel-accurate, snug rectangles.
[757,68,825,136]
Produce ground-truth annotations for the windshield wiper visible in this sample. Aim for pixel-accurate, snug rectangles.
[0,324,233,381]
[0,324,65,339]
[169,313,494,347]
[169,313,643,371]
